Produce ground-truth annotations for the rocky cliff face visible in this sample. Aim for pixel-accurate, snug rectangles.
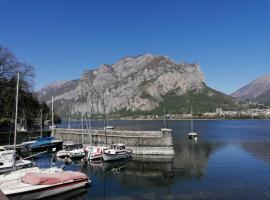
[37,54,208,116]
[231,74,270,104]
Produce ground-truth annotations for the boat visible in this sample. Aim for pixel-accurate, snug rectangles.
[0,167,90,200]
[56,149,70,158]
[87,146,108,160]
[22,136,63,152]
[68,148,86,159]
[21,96,63,152]
[103,143,132,162]
[161,108,172,133]
[0,189,8,200]
[188,106,198,140]
[0,147,32,174]
[104,117,115,130]
[0,73,33,174]
[104,125,114,130]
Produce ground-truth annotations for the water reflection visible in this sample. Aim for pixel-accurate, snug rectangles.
[241,142,270,163]
[8,120,270,199]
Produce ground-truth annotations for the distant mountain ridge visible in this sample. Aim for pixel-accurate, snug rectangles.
[37,53,242,117]
[231,74,270,105]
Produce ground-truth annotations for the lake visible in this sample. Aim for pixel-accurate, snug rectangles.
[20,120,270,199]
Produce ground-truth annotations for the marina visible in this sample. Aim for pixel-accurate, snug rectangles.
[1,120,270,199]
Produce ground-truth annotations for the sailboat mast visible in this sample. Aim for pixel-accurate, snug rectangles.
[13,73,19,168]
[51,96,54,137]
[68,104,71,129]
[81,113,84,145]
[163,107,166,128]
[40,109,43,137]
[191,105,194,132]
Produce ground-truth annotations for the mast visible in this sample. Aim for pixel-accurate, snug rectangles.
[51,96,54,137]
[13,73,19,168]
[163,108,166,128]
[191,105,194,132]
[68,104,71,129]
[81,113,84,145]
[40,109,43,137]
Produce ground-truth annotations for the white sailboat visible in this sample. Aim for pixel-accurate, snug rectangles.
[161,108,172,132]
[188,106,198,140]
[56,113,85,159]
[0,73,32,174]
[85,110,109,160]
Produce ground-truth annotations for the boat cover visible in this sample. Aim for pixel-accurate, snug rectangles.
[28,137,53,148]
[21,171,87,185]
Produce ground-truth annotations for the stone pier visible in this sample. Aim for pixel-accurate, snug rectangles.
[53,128,174,156]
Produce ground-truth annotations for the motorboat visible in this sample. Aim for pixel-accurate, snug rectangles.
[0,148,32,174]
[103,144,132,162]
[68,148,86,159]
[0,167,90,200]
[56,146,86,159]
[56,149,70,158]
[87,146,108,160]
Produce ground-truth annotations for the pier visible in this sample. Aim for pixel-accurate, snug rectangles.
[53,128,174,156]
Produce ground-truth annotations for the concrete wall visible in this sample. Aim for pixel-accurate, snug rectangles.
[54,128,174,155]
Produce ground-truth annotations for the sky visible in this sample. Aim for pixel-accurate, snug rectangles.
[0,0,270,94]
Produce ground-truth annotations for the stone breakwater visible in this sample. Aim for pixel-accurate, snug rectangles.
[53,128,174,156]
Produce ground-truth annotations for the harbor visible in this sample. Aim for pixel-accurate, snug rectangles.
[53,128,174,157]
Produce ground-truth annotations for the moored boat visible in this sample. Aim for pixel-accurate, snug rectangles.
[0,167,90,200]
[188,132,198,139]
[0,148,32,174]
[87,146,108,160]
[103,144,132,162]
[22,137,63,152]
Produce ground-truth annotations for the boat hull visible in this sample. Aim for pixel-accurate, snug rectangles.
[27,141,63,152]
[103,151,132,162]
[6,179,90,200]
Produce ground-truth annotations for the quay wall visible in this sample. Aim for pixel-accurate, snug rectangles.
[53,128,174,155]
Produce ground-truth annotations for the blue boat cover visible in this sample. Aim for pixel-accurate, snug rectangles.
[29,137,54,148]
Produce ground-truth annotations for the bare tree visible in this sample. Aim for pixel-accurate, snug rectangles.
[0,45,34,91]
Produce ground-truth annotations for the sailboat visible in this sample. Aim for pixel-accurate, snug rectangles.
[85,110,109,160]
[21,96,63,152]
[0,73,33,174]
[56,113,85,159]
[104,118,114,130]
[188,106,198,140]
[161,108,172,133]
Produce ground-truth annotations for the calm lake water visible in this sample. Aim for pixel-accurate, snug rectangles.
[29,120,270,199]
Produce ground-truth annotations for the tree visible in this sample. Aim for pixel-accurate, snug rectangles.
[0,45,57,131]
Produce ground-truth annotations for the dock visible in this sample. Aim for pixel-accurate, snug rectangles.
[54,128,174,156]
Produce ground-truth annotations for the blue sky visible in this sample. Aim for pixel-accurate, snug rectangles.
[1,0,270,94]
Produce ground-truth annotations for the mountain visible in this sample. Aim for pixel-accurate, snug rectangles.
[37,53,241,117]
[231,74,270,105]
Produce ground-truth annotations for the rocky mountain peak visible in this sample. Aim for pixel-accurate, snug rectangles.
[232,74,270,101]
[38,53,207,116]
